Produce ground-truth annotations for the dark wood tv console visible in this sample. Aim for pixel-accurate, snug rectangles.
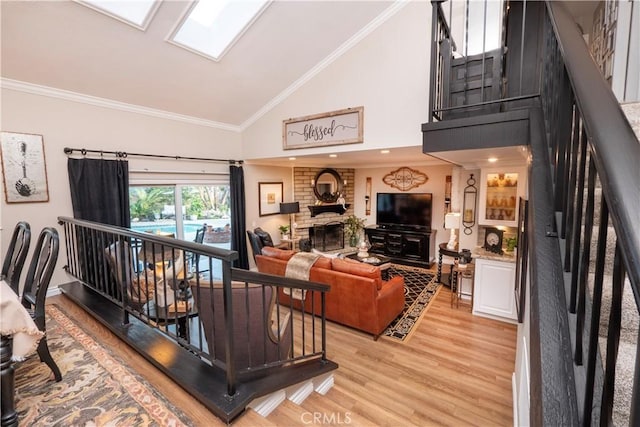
[364,226,435,268]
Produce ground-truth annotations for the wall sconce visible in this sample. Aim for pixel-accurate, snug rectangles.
[311,179,315,187]
[365,177,372,215]
[462,174,477,235]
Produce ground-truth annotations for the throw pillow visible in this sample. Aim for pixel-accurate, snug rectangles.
[254,227,275,247]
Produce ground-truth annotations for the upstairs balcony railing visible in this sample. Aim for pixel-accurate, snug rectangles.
[428,0,541,122]
[57,216,333,421]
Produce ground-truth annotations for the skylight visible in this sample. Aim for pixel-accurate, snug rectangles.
[79,0,159,29]
[170,0,270,61]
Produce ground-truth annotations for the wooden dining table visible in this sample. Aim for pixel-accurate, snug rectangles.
[1,280,43,427]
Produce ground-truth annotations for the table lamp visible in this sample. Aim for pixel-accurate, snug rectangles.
[280,202,300,238]
[444,212,461,250]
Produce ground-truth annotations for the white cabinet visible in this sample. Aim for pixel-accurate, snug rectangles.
[478,167,527,227]
[473,258,517,322]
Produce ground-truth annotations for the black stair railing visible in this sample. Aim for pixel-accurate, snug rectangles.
[531,1,639,426]
[58,216,331,417]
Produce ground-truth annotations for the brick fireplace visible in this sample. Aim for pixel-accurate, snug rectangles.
[292,167,355,243]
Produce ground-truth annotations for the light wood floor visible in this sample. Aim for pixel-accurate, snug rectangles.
[49,286,517,426]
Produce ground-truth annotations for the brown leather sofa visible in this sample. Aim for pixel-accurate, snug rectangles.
[255,247,405,339]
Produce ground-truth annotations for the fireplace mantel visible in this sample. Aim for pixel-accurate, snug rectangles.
[308,204,350,217]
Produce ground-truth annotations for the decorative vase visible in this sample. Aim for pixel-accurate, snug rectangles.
[356,239,371,258]
[349,234,358,248]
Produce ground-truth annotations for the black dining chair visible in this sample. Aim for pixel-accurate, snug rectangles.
[190,224,209,276]
[1,221,31,294]
[20,227,61,382]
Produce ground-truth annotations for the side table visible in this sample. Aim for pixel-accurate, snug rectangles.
[451,262,475,310]
[437,243,460,286]
[280,237,300,251]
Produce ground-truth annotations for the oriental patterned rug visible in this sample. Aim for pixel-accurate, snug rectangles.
[14,305,194,426]
[382,265,441,342]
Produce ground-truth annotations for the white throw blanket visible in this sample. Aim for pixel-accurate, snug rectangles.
[284,252,320,300]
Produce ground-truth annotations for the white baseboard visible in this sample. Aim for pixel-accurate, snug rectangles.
[512,372,517,427]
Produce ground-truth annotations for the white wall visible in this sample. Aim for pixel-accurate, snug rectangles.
[242,1,431,160]
[0,88,241,290]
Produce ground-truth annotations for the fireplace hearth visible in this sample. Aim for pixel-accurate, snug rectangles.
[310,222,344,251]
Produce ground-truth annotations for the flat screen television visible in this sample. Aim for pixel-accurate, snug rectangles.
[376,192,433,231]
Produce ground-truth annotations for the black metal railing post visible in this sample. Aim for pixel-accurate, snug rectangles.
[221,258,236,397]
[428,1,439,121]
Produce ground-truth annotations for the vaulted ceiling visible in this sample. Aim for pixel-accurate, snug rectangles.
[1,0,394,128]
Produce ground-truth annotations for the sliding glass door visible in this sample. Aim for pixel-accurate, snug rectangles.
[129,184,231,249]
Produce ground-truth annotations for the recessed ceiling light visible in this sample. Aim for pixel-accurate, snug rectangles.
[488,157,498,163]
[288,157,296,161]
[329,154,337,158]
[380,150,390,154]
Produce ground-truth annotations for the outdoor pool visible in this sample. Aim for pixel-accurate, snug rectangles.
[130,223,204,235]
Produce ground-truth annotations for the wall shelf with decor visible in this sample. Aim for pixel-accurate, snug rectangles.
[308,204,350,218]
[478,167,527,227]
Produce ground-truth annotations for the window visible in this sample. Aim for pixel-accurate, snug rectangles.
[129,184,231,247]
[169,0,270,61]
[77,0,159,30]
[447,0,504,56]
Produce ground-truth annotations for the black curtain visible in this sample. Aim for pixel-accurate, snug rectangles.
[68,158,130,227]
[68,158,130,296]
[230,164,249,269]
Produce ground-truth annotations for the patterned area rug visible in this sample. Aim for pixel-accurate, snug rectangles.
[14,305,193,426]
[382,265,441,342]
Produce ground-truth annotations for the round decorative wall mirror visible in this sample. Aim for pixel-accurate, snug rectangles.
[313,168,343,203]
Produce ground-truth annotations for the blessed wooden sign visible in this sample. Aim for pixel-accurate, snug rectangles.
[283,107,364,150]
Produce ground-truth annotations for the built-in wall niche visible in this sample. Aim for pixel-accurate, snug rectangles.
[478,167,526,227]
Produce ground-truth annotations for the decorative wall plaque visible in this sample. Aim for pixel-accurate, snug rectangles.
[382,167,428,191]
[283,107,363,150]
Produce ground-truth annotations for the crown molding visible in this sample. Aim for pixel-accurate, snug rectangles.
[239,0,410,131]
[0,78,241,132]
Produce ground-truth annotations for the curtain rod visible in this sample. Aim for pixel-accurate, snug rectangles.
[129,168,229,175]
[63,147,243,165]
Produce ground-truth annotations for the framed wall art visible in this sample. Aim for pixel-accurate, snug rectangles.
[283,106,363,150]
[0,131,50,203]
[258,182,283,216]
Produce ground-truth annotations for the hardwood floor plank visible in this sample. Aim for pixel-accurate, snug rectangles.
[48,285,516,426]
